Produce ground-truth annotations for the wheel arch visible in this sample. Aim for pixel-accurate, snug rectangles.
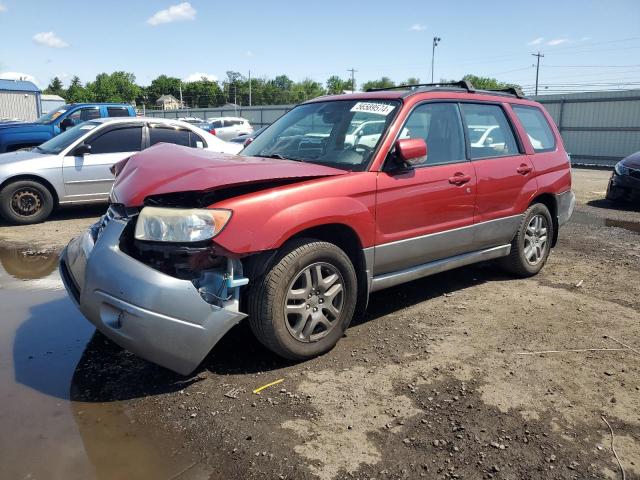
[0,174,60,206]
[530,192,559,247]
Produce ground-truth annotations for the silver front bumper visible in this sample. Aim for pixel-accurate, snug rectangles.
[60,218,246,375]
[556,189,576,226]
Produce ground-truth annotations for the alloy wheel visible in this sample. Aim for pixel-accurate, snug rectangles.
[524,213,548,265]
[284,262,345,343]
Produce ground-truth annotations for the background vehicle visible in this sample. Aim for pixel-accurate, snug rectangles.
[0,117,242,224]
[60,82,574,375]
[197,117,253,141]
[606,150,640,203]
[178,116,204,125]
[0,103,136,153]
[229,126,267,145]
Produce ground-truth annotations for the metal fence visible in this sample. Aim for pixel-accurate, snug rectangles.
[532,89,640,167]
[144,90,640,168]
[143,105,294,128]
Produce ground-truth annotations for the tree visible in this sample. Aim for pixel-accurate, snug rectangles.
[65,76,89,103]
[147,75,182,105]
[183,77,224,107]
[44,76,65,97]
[86,71,140,103]
[405,77,420,85]
[361,77,395,91]
[326,76,351,95]
[290,79,325,103]
[460,74,521,91]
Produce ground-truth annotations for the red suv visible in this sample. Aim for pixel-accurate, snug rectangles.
[60,82,575,375]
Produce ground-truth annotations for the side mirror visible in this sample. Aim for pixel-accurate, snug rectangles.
[396,138,427,167]
[72,143,92,156]
[60,118,74,131]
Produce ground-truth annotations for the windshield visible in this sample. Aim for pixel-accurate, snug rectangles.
[35,122,98,154]
[35,106,71,125]
[241,99,400,171]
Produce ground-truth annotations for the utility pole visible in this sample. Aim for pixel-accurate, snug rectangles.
[431,36,441,83]
[532,51,544,96]
[248,70,252,106]
[347,68,357,93]
[179,83,183,109]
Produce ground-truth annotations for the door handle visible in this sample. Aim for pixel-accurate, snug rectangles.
[448,173,472,186]
[517,164,533,175]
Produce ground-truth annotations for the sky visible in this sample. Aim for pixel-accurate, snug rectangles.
[0,0,639,95]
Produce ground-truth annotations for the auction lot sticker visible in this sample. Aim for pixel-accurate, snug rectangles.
[350,102,395,115]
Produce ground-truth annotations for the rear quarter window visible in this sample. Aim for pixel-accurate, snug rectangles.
[512,105,556,152]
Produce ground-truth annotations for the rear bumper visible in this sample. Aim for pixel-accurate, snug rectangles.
[556,190,575,226]
[59,218,246,375]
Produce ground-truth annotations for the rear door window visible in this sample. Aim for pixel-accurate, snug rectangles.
[460,103,519,159]
[88,126,143,154]
[68,107,101,124]
[107,107,130,117]
[149,126,202,148]
[512,105,556,152]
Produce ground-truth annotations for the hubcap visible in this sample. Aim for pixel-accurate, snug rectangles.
[524,214,548,265]
[284,262,345,343]
[11,189,43,217]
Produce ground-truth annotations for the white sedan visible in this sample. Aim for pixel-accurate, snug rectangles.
[0,117,243,224]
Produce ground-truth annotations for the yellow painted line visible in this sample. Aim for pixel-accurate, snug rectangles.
[252,378,284,394]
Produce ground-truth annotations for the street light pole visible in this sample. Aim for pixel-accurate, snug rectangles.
[431,36,441,83]
[248,69,252,106]
[532,51,544,96]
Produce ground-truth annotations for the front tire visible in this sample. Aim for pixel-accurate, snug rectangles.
[247,238,357,360]
[0,180,55,225]
[500,203,554,277]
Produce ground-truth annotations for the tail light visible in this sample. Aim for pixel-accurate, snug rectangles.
[209,129,216,135]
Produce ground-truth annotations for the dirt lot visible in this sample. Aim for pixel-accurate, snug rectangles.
[1,168,639,480]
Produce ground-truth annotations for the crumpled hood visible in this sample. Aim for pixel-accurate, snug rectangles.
[112,143,348,207]
[621,150,640,169]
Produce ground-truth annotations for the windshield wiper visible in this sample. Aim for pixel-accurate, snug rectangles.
[259,153,304,162]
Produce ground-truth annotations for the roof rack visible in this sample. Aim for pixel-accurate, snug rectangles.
[481,86,525,98]
[365,80,476,93]
[365,80,526,99]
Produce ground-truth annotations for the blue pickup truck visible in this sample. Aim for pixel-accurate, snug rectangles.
[0,103,136,152]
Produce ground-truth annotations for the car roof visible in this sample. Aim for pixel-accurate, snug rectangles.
[305,86,539,106]
[205,116,248,121]
[66,103,131,108]
[89,117,202,127]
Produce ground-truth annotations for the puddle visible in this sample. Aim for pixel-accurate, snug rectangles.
[570,211,640,234]
[0,247,207,479]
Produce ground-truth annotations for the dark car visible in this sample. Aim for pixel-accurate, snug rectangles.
[606,151,640,203]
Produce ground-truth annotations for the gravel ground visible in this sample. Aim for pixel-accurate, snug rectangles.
[2,168,639,479]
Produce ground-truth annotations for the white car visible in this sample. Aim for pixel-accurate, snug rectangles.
[345,120,386,149]
[201,117,253,141]
[178,116,204,125]
[0,117,242,224]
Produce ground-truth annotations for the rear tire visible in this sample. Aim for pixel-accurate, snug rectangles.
[247,238,357,360]
[500,203,554,277]
[0,180,55,225]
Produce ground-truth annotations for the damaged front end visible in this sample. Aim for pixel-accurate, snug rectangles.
[60,203,250,375]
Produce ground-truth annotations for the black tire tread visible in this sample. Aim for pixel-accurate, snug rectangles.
[0,179,55,225]
[246,238,356,360]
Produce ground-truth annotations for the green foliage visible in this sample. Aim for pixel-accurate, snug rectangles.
[44,76,65,97]
[65,76,89,103]
[326,76,353,94]
[361,77,396,91]
[34,71,524,108]
[86,71,140,103]
[461,74,521,91]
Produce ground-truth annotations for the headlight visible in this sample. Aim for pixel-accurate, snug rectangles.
[614,162,630,176]
[134,207,231,242]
